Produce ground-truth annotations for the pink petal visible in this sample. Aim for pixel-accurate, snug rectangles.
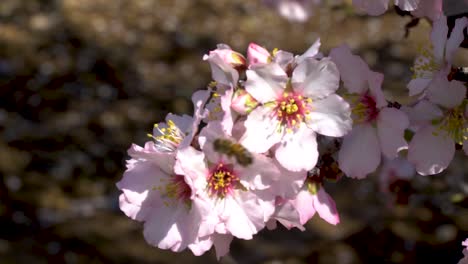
[368,71,387,108]
[377,108,409,159]
[237,153,280,190]
[118,194,145,221]
[213,234,233,260]
[312,188,340,225]
[338,123,381,179]
[188,236,213,256]
[273,199,305,230]
[408,125,455,175]
[221,194,266,239]
[269,161,307,199]
[143,204,200,252]
[116,160,165,207]
[175,147,209,198]
[275,125,318,172]
[273,50,294,70]
[445,17,467,64]
[329,44,370,94]
[294,188,316,225]
[306,94,352,137]
[292,57,340,99]
[241,106,283,153]
[406,100,443,124]
[245,63,288,103]
[427,75,466,109]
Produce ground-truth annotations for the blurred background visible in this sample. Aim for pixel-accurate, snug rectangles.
[0,0,467,263]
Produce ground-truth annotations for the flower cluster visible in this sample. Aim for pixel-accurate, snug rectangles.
[116,14,467,260]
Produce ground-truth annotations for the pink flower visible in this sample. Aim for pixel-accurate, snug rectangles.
[240,56,352,172]
[150,90,210,152]
[116,143,212,255]
[406,75,467,175]
[352,0,419,16]
[408,16,468,96]
[176,122,279,241]
[330,44,409,179]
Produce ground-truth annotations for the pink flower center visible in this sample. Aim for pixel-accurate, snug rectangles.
[155,175,192,208]
[275,92,311,130]
[352,93,379,123]
[207,163,239,198]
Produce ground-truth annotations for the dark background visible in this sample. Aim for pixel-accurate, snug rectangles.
[0,0,467,263]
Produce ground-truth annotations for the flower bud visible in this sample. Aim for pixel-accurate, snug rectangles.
[209,48,246,69]
[247,43,271,65]
[231,89,258,115]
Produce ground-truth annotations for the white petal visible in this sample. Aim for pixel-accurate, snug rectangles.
[445,17,467,63]
[338,123,381,179]
[293,188,316,225]
[430,16,448,63]
[296,38,321,65]
[394,0,420,11]
[427,75,466,109]
[329,44,370,94]
[241,106,283,153]
[377,108,409,159]
[245,63,288,103]
[275,125,318,172]
[408,125,455,175]
[306,94,352,137]
[407,77,431,96]
[204,53,239,86]
[292,57,340,99]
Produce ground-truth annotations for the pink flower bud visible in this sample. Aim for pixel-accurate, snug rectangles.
[231,89,258,115]
[209,48,246,68]
[247,43,271,66]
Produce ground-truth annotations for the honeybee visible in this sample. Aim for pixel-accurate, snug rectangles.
[213,138,253,166]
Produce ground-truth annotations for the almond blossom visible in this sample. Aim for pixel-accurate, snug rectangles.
[330,44,409,179]
[408,16,468,96]
[240,44,352,172]
[150,90,210,152]
[406,74,467,175]
[116,143,212,255]
[175,121,279,243]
